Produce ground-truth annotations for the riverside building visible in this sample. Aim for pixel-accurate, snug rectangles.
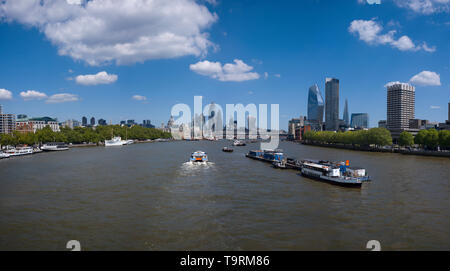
[325,78,340,131]
[307,84,324,131]
[386,82,415,140]
[0,105,16,134]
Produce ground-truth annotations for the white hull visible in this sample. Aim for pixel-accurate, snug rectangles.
[41,144,69,151]
[105,137,127,147]
[105,141,126,147]
[5,148,34,156]
[301,168,363,186]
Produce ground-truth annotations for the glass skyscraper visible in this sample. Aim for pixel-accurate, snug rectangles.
[343,99,349,126]
[325,78,339,131]
[351,113,369,128]
[307,84,324,129]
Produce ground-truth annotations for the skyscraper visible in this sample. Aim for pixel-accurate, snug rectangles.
[82,116,87,126]
[90,117,95,126]
[343,99,349,126]
[98,119,107,126]
[350,113,369,128]
[325,78,339,131]
[0,105,15,134]
[307,84,324,129]
[387,82,415,139]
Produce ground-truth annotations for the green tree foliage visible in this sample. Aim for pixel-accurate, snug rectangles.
[414,129,442,150]
[1,125,172,147]
[438,130,450,149]
[398,131,414,147]
[303,128,392,146]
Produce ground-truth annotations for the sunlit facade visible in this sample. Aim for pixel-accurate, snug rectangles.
[307,84,324,130]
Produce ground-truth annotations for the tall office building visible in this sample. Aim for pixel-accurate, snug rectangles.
[448,102,450,122]
[142,120,154,128]
[343,99,349,126]
[82,116,87,126]
[387,82,415,139]
[307,84,324,130]
[0,105,2,114]
[90,117,95,126]
[350,113,369,128]
[325,78,339,131]
[0,105,16,134]
[98,119,107,126]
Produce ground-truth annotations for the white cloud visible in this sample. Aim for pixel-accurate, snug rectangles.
[20,90,48,100]
[190,59,260,82]
[384,81,403,87]
[410,71,441,86]
[358,0,381,4]
[66,0,83,5]
[0,88,13,100]
[430,105,441,109]
[264,72,269,79]
[348,19,435,52]
[46,93,79,103]
[394,0,449,14]
[75,71,118,86]
[422,42,436,52]
[274,74,281,78]
[0,0,218,66]
[132,95,147,101]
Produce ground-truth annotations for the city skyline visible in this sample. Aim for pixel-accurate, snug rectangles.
[0,0,448,130]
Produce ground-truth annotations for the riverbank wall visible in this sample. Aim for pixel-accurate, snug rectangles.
[300,141,450,158]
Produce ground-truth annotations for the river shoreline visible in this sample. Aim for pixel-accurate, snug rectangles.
[68,139,173,148]
[299,141,450,158]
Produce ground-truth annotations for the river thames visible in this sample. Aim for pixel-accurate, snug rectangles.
[0,141,449,250]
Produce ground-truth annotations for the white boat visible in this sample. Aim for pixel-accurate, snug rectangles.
[125,139,134,145]
[233,140,246,146]
[5,147,34,156]
[190,151,208,163]
[0,152,10,159]
[105,136,127,147]
[41,142,69,151]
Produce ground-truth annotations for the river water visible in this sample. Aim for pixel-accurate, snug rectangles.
[0,141,449,250]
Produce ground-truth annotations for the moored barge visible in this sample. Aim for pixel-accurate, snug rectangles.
[300,159,370,187]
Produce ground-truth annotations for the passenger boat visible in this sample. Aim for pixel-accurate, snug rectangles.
[5,147,34,156]
[124,139,134,145]
[41,142,69,151]
[300,159,370,187]
[105,136,127,147]
[233,140,246,146]
[0,152,10,159]
[222,147,234,152]
[190,151,208,163]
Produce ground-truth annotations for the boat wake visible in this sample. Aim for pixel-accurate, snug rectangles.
[182,161,215,167]
[177,161,216,177]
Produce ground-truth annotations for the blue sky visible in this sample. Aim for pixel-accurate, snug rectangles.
[0,0,449,129]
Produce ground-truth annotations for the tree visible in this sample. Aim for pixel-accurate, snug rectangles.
[438,130,450,150]
[35,126,56,144]
[424,129,439,150]
[398,131,414,147]
[415,129,427,146]
[367,128,392,147]
[0,133,15,148]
